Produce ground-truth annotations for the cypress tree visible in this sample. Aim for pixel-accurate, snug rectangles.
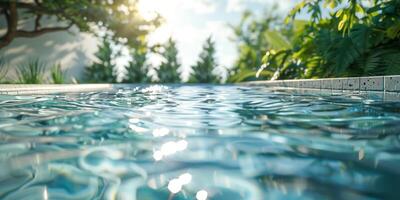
[123,42,152,83]
[189,36,220,83]
[156,38,182,83]
[85,39,117,83]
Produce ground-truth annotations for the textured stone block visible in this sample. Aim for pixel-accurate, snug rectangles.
[284,80,299,88]
[293,80,301,88]
[331,78,344,90]
[275,81,284,87]
[384,76,400,92]
[311,80,321,89]
[281,81,290,87]
[321,79,332,90]
[303,80,313,88]
[343,78,360,90]
[298,81,305,88]
[360,76,384,91]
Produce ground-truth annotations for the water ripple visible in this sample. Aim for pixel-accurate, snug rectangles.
[0,85,400,199]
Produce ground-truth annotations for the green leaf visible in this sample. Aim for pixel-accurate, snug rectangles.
[383,51,400,75]
[264,31,292,50]
[354,51,383,75]
[293,20,308,33]
[327,38,359,75]
[350,24,370,52]
[338,13,348,31]
[387,22,400,39]
[336,9,343,18]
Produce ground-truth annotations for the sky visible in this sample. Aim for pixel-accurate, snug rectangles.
[119,0,302,81]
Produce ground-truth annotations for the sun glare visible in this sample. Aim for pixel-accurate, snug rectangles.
[137,0,183,45]
[138,0,176,20]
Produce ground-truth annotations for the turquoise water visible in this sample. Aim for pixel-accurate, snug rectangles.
[0,85,400,200]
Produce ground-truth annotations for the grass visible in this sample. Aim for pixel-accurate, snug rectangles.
[16,59,46,84]
[51,63,65,84]
[0,59,8,83]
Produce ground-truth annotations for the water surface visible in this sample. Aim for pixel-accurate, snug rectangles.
[0,85,400,200]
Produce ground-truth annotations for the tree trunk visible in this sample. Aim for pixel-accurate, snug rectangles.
[0,2,17,49]
[0,2,72,49]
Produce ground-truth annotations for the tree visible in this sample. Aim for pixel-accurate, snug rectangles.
[258,0,400,79]
[0,0,161,49]
[156,38,181,83]
[189,36,220,83]
[123,42,152,83]
[84,38,117,83]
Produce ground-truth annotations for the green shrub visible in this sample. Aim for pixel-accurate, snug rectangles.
[16,59,46,84]
[51,63,64,84]
[258,0,400,79]
[0,59,8,83]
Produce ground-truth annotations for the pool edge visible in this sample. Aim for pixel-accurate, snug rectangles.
[241,75,400,101]
[242,75,400,92]
[0,84,113,95]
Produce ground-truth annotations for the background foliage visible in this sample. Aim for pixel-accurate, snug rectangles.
[256,0,400,80]
[227,9,280,83]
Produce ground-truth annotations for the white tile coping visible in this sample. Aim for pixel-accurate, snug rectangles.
[243,75,400,93]
[0,84,113,95]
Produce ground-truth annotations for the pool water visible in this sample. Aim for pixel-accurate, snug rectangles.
[0,85,400,200]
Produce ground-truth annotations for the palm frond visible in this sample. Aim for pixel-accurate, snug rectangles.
[383,51,400,75]
[326,38,359,76]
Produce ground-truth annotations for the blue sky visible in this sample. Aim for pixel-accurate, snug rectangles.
[124,0,303,80]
